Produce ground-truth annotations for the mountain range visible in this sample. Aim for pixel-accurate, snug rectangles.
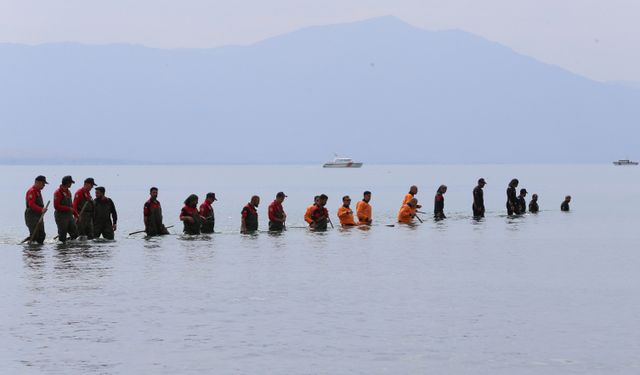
[1,16,638,164]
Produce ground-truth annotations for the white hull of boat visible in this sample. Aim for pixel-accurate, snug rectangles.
[323,162,363,168]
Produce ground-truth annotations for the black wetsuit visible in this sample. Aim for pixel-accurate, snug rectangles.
[506,187,518,216]
[529,200,539,213]
[93,197,117,239]
[561,202,570,212]
[434,193,445,220]
[516,196,526,214]
[472,186,485,218]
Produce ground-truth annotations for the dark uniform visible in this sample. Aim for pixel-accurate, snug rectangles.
[199,201,215,234]
[310,206,329,231]
[241,204,259,232]
[529,200,539,213]
[516,196,527,215]
[506,187,518,216]
[144,199,169,236]
[25,185,46,244]
[74,187,94,238]
[54,185,78,242]
[472,185,485,218]
[561,201,570,212]
[434,193,446,220]
[93,197,117,239]
[181,205,202,235]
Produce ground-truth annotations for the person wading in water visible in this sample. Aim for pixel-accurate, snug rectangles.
[529,193,539,213]
[144,187,169,236]
[24,175,49,244]
[92,186,118,240]
[472,178,486,218]
[241,195,260,234]
[506,179,519,216]
[268,192,287,231]
[199,193,217,234]
[74,177,97,239]
[54,175,79,242]
[180,194,203,235]
[434,185,447,220]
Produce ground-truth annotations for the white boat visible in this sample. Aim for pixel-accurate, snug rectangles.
[322,156,363,168]
[613,159,638,166]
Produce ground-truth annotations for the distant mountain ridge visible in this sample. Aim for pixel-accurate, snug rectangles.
[1,16,638,164]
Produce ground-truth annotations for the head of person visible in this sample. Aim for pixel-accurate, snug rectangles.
[478,178,486,188]
[150,187,158,200]
[409,185,418,195]
[313,195,320,205]
[185,194,198,208]
[531,193,538,201]
[363,191,371,203]
[318,194,328,207]
[509,178,519,188]
[206,192,217,204]
[342,195,351,207]
[61,175,75,188]
[437,185,447,194]
[34,175,48,190]
[95,186,105,199]
[84,177,96,191]
[250,195,260,207]
[276,191,287,203]
[519,188,527,197]
[408,198,418,207]
[565,195,572,202]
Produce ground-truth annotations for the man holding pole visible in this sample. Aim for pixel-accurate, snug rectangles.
[74,177,97,238]
[24,175,49,244]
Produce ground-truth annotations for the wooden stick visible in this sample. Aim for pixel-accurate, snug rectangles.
[21,201,50,244]
[129,225,173,236]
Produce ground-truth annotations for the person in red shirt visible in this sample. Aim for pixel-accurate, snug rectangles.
[310,194,329,231]
[268,192,287,231]
[74,177,97,238]
[241,196,260,233]
[24,175,49,244]
[199,192,217,234]
[54,175,79,242]
[180,194,203,235]
[144,187,169,236]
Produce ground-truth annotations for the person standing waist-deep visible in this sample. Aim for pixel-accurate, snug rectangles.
[54,175,79,242]
[24,175,49,244]
[472,178,486,218]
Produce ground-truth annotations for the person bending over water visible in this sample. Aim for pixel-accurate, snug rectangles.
[561,195,571,211]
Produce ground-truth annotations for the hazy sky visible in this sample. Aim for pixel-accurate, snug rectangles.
[1,0,638,82]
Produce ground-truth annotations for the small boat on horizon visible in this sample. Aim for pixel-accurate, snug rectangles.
[613,159,638,166]
[322,156,363,168]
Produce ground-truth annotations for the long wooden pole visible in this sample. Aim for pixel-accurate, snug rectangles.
[21,200,50,244]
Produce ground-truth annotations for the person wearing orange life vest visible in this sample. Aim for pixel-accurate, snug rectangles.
[337,195,357,227]
[398,198,418,224]
[73,177,97,238]
[304,196,319,225]
[25,175,49,244]
[54,175,79,242]
[355,191,372,225]
[402,185,422,209]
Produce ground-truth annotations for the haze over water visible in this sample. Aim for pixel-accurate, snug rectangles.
[1,164,638,374]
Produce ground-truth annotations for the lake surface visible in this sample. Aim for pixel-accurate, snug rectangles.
[1,164,638,374]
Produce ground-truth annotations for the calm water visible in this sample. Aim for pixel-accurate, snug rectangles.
[1,164,638,374]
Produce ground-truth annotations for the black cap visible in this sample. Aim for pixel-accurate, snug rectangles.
[206,192,217,201]
[276,191,287,198]
[520,188,528,194]
[84,177,96,186]
[35,175,48,184]
[62,175,75,185]
[95,186,105,193]
[478,178,487,184]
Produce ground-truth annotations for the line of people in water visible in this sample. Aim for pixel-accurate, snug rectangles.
[23,175,572,243]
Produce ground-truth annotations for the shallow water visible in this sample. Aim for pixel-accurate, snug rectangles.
[1,164,639,374]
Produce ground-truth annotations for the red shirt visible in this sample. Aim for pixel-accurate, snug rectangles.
[144,199,161,217]
[241,204,257,219]
[268,200,284,221]
[25,185,44,214]
[180,205,198,218]
[73,187,92,212]
[311,206,328,221]
[199,201,213,217]
[53,185,75,214]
